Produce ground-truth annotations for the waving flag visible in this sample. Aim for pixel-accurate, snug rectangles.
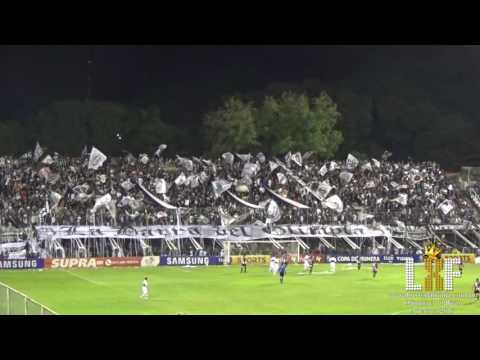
[174,173,187,186]
[236,153,251,162]
[241,162,259,178]
[33,142,44,162]
[137,182,178,210]
[303,151,315,161]
[329,161,338,171]
[211,179,232,198]
[269,161,279,172]
[88,147,107,170]
[154,179,168,194]
[319,164,328,176]
[317,181,332,200]
[154,144,167,157]
[392,193,408,206]
[42,155,54,165]
[222,152,234,165]
[291,152,302,167]
[361,162,372,172]
[346,154,359,170]
[121,179,135,192]
[322,195,344,213]
[266,199,282,223]
[438,199,454,215]
[225,191,264,209]
[372,158,381,168]
[276,172,288,185]
[257,152,266,163]
[176,156,193,172]
[139,154,149,164]
[265,187,309,209]
[339,171,354,184]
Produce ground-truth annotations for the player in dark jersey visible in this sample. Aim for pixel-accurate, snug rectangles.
[279,257,288,284]
[459,259,464,276]
[474,278,480,300]
[309,255,315,274]
[357,258,361,271]
[372,262,378,278]
[240,254,247,273]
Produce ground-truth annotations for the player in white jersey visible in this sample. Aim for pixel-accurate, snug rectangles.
[304,255,311,272]
[329,257,336,273]
[140,277,149,299]
[270,256,277,273]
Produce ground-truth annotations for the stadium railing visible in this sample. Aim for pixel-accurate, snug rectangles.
[0,281,57,315]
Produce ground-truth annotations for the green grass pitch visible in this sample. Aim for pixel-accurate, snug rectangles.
[2,263,480,314]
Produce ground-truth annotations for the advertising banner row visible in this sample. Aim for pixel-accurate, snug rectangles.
[327,255,425,263]
[0,256,225,269]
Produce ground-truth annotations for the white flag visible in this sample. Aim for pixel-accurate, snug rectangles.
[361,162,372,172]
[176,156,193,172]
[42,155,54,165]
[276,172,288,185]
[323,195,344,213]
[50,191,63,209]
[346,154,359,170]
[392,193,408,206]
[319,164,328,177]
[92,194,116,219]
[33,142,44,162]
[236,153,251,162]
[291,152,302,166]
[155,179,168,194]
[364,180,376,189]
[241,162,259,178]
[211,179,232,198]
[329,161,338,171]
[438,200,454,215]
[139,154,149,164]
[88,147,107,170]
[266,199,282,223]
[372,158,381,168]
[256,152,266,163]
[188,175,200,188]
[174,173,187,186]
[154,144,167,157]
[339,171,354,184]
[269,161,279,172]
[390,181,399,189]
[317,181,332,200]
[199,171,209,184]
[121,179,135,192]
[222,152,234,165]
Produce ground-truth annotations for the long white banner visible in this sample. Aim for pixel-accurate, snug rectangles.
[34,224,469,242]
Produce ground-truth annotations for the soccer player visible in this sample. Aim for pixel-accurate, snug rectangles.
[304,254,310,273]
[459,259,464,276]
[270,255,277,274]
[474,278,480,300]
[308,255,315,275]
[240,254,247,273]
[356,257,361,271]
[140,277,149,299]
[278,257,288,284]
[372,262,378,278]
[329,257,336,273]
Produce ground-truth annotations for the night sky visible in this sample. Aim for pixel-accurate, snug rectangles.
[1,45,478,124]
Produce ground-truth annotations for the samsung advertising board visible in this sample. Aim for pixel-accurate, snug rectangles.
[159,256,223,266]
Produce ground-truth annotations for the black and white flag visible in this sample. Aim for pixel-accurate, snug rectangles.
[42,155,54,165]
[241,162,259,179]
[256,152,266,163]
[372,158,381,168]
[329,161,338,171]
[154,144,167,157]
[361,162,372,172]
[269,161,279,172]
[211,179,232,198]
[438,199,454,215]
[33,142,44,162]
[139,154,149,164]
[319,164,328,177]
[174,173,187,186]
[322,195,344,213]
[291,152,302,167]
[176,156,194,172]
[154,179,168,194]
[317,181,332,200]
[88,147,107,170]
[222,152,234,165]
[266,199,282,223]
[339,171,354,184]
[392,193,408,206]
[346,153,359,170]
[236,153,251,162]
[276,172,288,185]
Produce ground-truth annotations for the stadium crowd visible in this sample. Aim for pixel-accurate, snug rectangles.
[0,147,477,230]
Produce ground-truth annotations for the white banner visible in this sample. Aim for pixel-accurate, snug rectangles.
[265,187,310,209]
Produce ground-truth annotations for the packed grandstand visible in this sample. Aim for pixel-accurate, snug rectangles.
[1,143,480,260]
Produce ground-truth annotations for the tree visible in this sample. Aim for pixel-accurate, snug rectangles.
[257,91,343,158]
[203,97,258,156]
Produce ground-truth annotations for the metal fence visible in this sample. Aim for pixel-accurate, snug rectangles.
[0,281,57,315]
